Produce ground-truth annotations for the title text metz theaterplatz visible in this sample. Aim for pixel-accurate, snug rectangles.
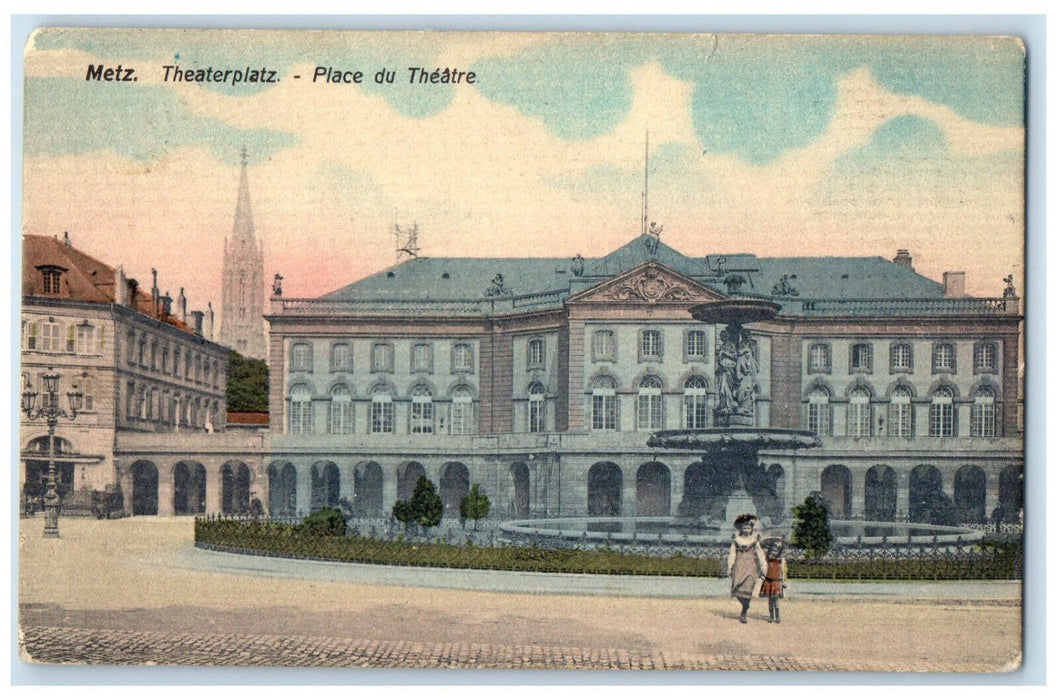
[265,235,1023,524]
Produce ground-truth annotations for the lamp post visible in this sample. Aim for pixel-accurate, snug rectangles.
[21,369,83,538]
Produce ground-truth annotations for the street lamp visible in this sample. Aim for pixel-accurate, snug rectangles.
[21,369,83,538]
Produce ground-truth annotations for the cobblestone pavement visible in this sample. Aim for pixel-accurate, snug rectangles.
[19,625,1010,671]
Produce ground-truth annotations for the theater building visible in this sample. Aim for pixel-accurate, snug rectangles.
[264,234,1024,524]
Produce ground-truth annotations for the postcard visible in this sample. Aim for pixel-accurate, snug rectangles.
[17,28,1025,673]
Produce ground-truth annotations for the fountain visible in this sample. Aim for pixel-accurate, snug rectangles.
[646,299,822,527]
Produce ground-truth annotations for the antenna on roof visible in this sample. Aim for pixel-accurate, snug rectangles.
[641,130,663,256]
[394,221,419,262]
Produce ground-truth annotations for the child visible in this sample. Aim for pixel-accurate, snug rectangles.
[727,513,766,623]
[759,536,788,623]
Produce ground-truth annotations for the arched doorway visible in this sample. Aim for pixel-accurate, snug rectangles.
[997,464,1022,523]
[680,460,738,520]
[221,461,251,514]
[311,461,341,511]
[130,460,159,516]
[954,465,987,523]
[588,462,622,517]
[510,462,530,517]
[636,462,671,516]
[173,461,206,515]
[864,465,897,521]
[440,462,470,517]
[398,461,426,502]
[909,464,950,524]
[820,465,852,518]
[354,461,383,516]
[267,462,297,517]
[22,436,76,512]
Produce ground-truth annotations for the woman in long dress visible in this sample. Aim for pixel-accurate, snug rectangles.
[727,513,766,623]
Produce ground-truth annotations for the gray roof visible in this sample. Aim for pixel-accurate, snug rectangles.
[303,235,1012,318]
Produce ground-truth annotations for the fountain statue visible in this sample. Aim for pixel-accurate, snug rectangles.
[647,299,822,525]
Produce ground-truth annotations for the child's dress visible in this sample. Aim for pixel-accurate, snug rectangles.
[728,534,766,599]
[759,557,787,598]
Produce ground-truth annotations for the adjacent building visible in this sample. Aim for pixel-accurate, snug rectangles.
[265,234,1023,524]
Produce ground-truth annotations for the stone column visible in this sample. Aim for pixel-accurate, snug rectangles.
[850,467,866,519]
[341,462,356,505]
[158,464,174,516]
[669,463,685,517]
[621,464,636,517]
[205,462,222,515]
[894,469,910,520]
[984,468,999,520]
[381,464,397,514]
[295,464,312,516]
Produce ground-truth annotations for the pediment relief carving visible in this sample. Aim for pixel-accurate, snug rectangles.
[573,262,722,305]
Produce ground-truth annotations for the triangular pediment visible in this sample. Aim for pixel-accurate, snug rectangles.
[568,260,727,305]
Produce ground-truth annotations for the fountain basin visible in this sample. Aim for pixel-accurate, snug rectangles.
[647,428,822,452]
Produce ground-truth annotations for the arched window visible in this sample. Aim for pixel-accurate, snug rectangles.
[971,386,996,438]
[847,387,872,438]
[289,384,313,435]
[637,375,663,431]
[807,387,831,436]
[591,376,617,431]
[683,376,709,429]
[528,381,545,433]
[929,386,955,437]
[369,386,393,434]
[329,384,352,435]
[888,386,913,438]
[450,386,474,436]
[410,386,434,434]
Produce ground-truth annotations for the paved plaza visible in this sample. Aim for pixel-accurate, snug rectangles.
[17,517,1022,672]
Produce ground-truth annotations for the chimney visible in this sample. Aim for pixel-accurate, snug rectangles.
[177,287,187,323]
[943,271,966,298]
[160,291,173,316]
[127,278,140,308]
[115,266,128,307]
[206,302,215,340]
[893,249,914,271]
[151,268,159,317]
[191,310,204,335]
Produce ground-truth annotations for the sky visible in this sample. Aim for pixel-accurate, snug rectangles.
[20,29,1025,328]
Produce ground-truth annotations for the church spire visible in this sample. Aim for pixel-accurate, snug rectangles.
[233,145,255,246]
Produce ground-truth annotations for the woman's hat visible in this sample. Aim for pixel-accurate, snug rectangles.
[733,513,757,527]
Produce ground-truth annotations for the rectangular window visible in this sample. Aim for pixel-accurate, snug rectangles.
[974,343,997,373]
[411,343,433,373]
[592,394,617,431]
[66,325,76,353]
[971,401,996,438]
[637,393,662,431]
[932,343,955,373]
[370,399,394,434]
[684,394,708,430]
[847,402,872,437]
[39,323,62,353]
[640,330,662,361]
[81,378,94,412]
[329,401,352,434]
[411,400,434,434]
[290,343,313,371]
[685,330,707,361]
[888,402,912,438]
[528,397,544,433]
[452,343,474,373]
[592,330,615,361]
[808,343,831,373]
[331,343,352,372]
[451,400,474,436]
[26,321,37,350]
[890,343,913,373]
[290,401,313,435]
[929,403,954,437]
[371,343,394,373]
[527,339,545,369]
[807,402,830,436]
[849,343,872,373]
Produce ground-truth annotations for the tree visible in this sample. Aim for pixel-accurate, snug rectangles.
[791,491,833,558]
[226,350,269,412]
[392,476,443,534]
[410,476,443,530]
[459,483,491,530]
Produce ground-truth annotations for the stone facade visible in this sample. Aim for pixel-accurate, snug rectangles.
[264,236,1024,524]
